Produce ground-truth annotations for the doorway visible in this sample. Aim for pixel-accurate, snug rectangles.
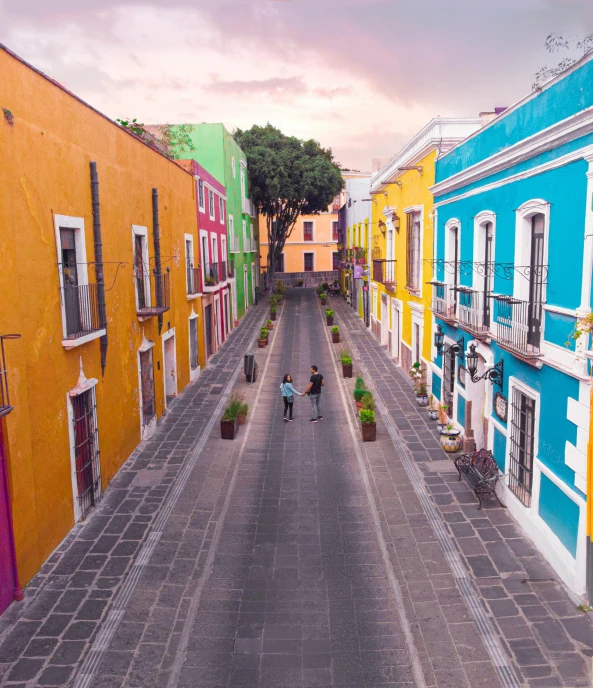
[0,422,19,615]
[244,266,249,310]
[204,304,213,358]
[391,300,400,361]
[163,332,177,406]
[380,294,389,347]
[465,351,487,449]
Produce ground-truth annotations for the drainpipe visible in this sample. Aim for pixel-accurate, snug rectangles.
[90,162,108,376]
[152,189,163,335]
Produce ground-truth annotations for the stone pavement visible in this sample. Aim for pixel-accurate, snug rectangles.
[331,294,593,688]
[0,289,592,688]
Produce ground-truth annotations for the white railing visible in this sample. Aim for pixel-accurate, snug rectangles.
[242,198,253,216]
[230,235,240,253]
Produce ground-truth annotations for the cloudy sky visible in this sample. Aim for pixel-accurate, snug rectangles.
[1,0,592,169]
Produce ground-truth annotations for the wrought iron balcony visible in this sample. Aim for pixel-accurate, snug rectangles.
[204,262,219,288]
[454,286,490,337]
[0,334,20,417]
[429,281,458,324]
[372,260,397,292]
[136,271,170,317]
[492,294,543,359]
[186,261,201,296]
[221,261,228,282]
[61,282,102,340]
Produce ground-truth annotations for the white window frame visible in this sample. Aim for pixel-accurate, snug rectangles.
[514,199,549,303]
[229,216,237,253]
[303,219,315,242]
[332,220,339,242]
[232,157,236,179]
[188,308,200,382]
[197,179,205,212]
[208,189,215,221]
[184,233,198,299]
[221,236,228,272]
[66,362,99,523]
[55,215,106,348]
[211,234,218,271]
[132,225,151,311]
[240,168,246,199]
[303,250,315,273]
[404,204,424,296]
[137,334,157,441]
[219,196,225,224]
[243,220,248,252]
[199,230,210,284]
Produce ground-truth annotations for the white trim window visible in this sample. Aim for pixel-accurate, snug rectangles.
[132,225,151,312]
[184,233,196,296]
[303,220,314,242]
[232,157,236,179]
[189,311,200,381]
[405,209,422,292]
[198,179,205,212]
[219,196,225,224]
[243,220,248,252]
[507,381,538,508]
[208,190,215,221]
[55,214,106,348]
[240,168,246,199]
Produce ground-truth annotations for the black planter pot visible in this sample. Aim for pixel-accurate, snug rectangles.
[326,316,334,326]
[361,422,376,442]
[332,333,340,343]
[220,419,238,440]
[270,311,277,321]
[342,363,353,378]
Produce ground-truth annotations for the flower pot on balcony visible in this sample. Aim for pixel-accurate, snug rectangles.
[342,363,353,378]
[361,422,376,442]
[332,332,340,344]
[416,393,429,407]
[326,316,334,326]
[440,429,462,453]
[220,419,238,440]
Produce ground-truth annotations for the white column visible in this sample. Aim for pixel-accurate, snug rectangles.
[575,153,593,372]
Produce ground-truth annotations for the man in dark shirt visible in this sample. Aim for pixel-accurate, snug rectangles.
[304,365,324,422]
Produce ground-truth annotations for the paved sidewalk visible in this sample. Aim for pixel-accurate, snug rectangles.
[332,294,593,688]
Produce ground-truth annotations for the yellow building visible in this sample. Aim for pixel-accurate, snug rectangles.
[369,119,482,383]
[0,45,207,599]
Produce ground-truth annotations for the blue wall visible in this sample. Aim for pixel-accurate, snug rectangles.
[437,56,593,181]
[457,394,466,428]
[432,373,441,401]
[539,473,580,558]
[493,426,507,472]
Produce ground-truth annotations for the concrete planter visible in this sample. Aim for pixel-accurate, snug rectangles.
[342,363,353,378]
[332,333,340,343]
[220,419,238,440]
[326,316,334,326]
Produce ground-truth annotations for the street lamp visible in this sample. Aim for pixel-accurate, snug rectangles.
[434,324,464,362]
[466,344,503,389]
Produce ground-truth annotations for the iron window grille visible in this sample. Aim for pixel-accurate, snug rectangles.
[72,388,101,520]
[508,386,536,507]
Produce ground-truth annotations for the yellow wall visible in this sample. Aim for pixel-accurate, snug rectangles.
[260,211,339,273]
[370,149,436,369]
[0,48,206,585]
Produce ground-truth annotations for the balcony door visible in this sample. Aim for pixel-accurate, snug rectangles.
[304,253,314,272]
[61,228,81,336]
[527,214,545,349]
[482,222,493,328]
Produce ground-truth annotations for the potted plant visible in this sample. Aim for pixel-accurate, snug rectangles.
[415,383,429,407]
[270,307,277,321]
[258,327,268,348]
[360,409,376,442]
[267,318,273,331]
[326,309,334,326]
[354,387,367,410]
[437,403,449,433]
[221,394,242,439]
[427,395,439,421]
[205,275,216,286]
[237,401,249,425]
[317,284,324,297]
[341,350,353,378]
[276,280,284,295]
[361,392,376,412]
[297,279,304,287]
[440,423,462,453]
[331,326,340,343]
[320,293,327,305]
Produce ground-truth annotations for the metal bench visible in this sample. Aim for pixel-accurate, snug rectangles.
[454,449,505,510]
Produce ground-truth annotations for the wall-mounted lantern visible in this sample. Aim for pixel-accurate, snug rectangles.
[465,343,503,389]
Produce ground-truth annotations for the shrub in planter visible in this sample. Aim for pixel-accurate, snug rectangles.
[270,307,277,321]
[416,383,429,407]
[361,392,376,412]
[221,393,242,439]
[317,284,324,296]
[320,293,327,304]
[341,350,353,378]
[267,319,273,331]
[354,387,366,409]
[360,409,377,442]
[355,376,365,390]
[296,279,304,287]
[326,309,334,326]
[276,280,284,295]
[427,394,439,420]
[258,327,268,348]
[437,403,449,433]
[331,326,340,343]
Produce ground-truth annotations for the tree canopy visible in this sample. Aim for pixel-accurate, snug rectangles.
[234,123,343,285]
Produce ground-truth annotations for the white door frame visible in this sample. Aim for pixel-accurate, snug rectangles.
[162,328,178,407]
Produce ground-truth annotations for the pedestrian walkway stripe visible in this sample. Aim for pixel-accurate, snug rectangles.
[316,298,428,688]
[337,318,522,688]
[166,301,286,688]
[72,313,262,688]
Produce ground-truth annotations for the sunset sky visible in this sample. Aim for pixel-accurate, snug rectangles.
[1,0,592,170]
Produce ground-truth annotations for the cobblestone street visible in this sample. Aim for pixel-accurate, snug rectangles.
[0,290,592,688]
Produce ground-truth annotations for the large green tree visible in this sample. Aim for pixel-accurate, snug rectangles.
[234,123,343,287]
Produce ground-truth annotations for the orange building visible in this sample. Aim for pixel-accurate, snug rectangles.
[0,45,207,605]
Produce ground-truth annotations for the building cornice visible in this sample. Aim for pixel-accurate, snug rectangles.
[370,118,482,194]
[431,107,593,197]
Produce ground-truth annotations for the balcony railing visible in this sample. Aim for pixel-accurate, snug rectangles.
[242,198,254,216]
[429,281,458,323]
[455,286,490,336]
[228,259,235,278]
[204,262,219,287]
[0,334,20,417]
[61,283,102,340]
[492,295,543,359]
[186,261,200,296]
[136,272,170,317]
[372,260,397,291]
[220,261,228,282]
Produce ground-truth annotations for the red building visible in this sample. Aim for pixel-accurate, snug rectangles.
[180,160,232,360]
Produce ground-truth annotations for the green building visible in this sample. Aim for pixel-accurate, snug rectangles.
[172,123,258,323]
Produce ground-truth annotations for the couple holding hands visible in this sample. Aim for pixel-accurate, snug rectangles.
[280,366,324,423]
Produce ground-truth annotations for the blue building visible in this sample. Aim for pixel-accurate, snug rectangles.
[429,54,593,596]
